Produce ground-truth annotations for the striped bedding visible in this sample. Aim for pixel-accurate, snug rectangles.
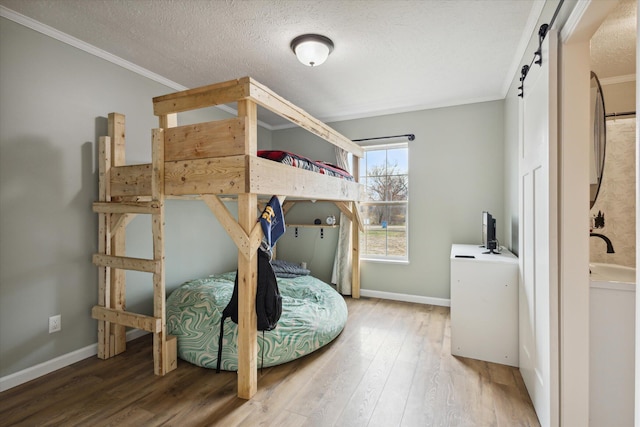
[258,150,354,181]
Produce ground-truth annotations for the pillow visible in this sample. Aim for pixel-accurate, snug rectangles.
[271,259,311,278]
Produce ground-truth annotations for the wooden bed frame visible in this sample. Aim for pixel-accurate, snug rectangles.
[92,77,364,399]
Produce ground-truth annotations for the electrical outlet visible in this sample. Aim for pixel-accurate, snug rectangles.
[49,315,61,333]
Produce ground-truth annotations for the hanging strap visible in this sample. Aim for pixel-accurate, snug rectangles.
[216,316,226,373]
[261,330,265,374]
[217,319,265,373]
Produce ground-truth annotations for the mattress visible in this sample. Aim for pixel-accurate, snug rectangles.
[166,272,348,371]
[258,150,354,181]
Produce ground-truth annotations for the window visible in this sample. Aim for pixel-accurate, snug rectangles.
[359,143,408,261]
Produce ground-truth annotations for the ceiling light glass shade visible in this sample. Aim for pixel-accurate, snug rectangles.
[291,34,334,67]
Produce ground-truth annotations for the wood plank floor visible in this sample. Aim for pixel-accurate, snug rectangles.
[0,298,540,426]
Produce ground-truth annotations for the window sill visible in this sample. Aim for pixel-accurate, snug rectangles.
[361,257,409,265]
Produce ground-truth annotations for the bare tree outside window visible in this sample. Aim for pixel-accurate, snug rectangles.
[360,145,408,259]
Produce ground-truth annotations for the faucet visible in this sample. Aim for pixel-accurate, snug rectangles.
[590,233,615,253]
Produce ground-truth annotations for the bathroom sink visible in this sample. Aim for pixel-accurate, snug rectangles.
[589,263,636,284]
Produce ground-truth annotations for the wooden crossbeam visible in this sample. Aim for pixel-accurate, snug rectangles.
[92,254,159,274]
[92,306,162,332]
[282,201,296,216]
[247,78,363,157]
[202,194,264,260]
[153,78,249,116]
[110,213,134,235]
[93,201,161,215]
[333,201,364,232]
[152,77,363,158]
[334,201,352,221]
[164,118,247,161]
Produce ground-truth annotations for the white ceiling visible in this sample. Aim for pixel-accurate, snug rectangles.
[591,0,637,80]
[0,0,560,128]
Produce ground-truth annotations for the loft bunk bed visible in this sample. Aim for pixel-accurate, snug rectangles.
[92,77,364,399]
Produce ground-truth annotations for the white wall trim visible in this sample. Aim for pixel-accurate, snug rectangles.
[0,329,148,392]
[0,5,275,131]
[360,289,451,307]
[0,290,449,392]
[600,74,637,86]
[560,0,590,43]
[0,6,188,92]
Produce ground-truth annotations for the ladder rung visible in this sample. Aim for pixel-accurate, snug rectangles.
[93,201,161,214]
[92,306,162,332]
[93,254,159,273]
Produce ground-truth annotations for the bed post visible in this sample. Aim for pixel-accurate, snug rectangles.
[157,113,178,375]
[236,193,258,399]
[351,155,361,298]
[159,113,177,129]
[151,128,169,375]
[237,99,259,399]
[108,113,127,355]
[96,135,111,360]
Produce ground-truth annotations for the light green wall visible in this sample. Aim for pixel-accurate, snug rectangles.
[273,101,506,300]
[2,2,556,379]
[275,201,341,284]
[504,78,520,254]
[0,17,271,378]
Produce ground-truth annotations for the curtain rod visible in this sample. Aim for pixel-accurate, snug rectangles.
[605,111,636,118]
[352,134,415,143]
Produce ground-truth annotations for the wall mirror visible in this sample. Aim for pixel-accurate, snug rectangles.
[589,71,606,209]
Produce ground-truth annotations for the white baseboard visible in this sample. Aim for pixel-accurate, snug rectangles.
[0,329,149,392]
[359,289,451,307]
[0,291,447,392]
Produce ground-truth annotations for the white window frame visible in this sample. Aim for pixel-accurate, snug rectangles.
[359,142,409,262]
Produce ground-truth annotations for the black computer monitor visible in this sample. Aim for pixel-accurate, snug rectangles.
[482,211,497,254]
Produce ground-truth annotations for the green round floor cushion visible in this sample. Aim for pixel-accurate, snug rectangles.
[166,272,348,371]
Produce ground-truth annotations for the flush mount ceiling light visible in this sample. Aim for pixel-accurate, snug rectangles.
[290,34,334,67]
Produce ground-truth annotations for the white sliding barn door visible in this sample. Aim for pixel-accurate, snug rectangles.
[518,30,559,427]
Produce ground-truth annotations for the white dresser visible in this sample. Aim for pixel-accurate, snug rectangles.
[450,244,519,367]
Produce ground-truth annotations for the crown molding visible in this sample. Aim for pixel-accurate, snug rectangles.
[600,74,636,85]
[0,6,189,92]
[0,6,274,130]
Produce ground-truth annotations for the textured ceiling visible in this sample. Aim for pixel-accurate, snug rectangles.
[0,0,562,128]
[591,0,637,80]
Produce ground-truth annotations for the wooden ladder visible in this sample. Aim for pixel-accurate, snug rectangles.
[92,113,176,375]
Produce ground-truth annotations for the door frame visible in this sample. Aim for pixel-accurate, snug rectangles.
[558,0,625,425]
[636,0,640,420]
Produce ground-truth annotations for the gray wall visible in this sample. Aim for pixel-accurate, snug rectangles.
[0,17,270,378]
[275,201,341,285]
[503,85,520,254]
[1,9,508,380]
[273,101,506,300]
